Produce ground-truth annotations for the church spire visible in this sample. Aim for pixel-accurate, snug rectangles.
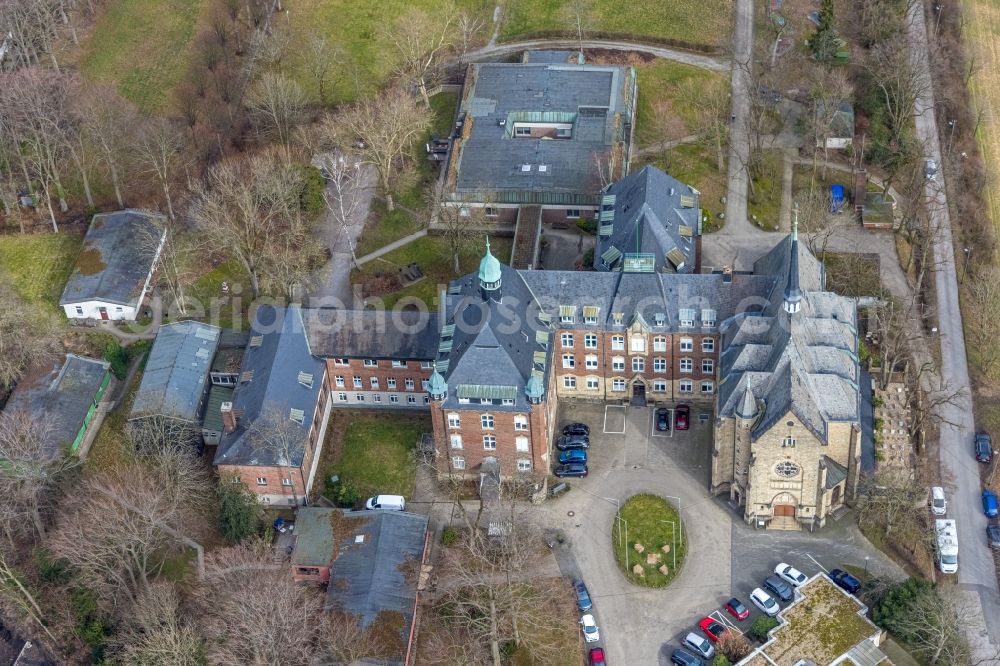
[783,205,802,315]
[736,374,758,420]
[478,237,502,301]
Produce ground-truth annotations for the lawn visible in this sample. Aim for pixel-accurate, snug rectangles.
[187,258,252,331]
[0,232,83,310]
[320,411,430,503]
[748,150,784,230]
[634,61,727,149]
[353,235,512,309]
[79,0,211,113]
[500,0,732,49]
[637,142,727,232]
[611,493,686,587]
[86,371,142,472]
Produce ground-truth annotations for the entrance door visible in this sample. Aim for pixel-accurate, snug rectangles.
[98,307,109,320]
[631,381,647,407]
[773,504,795,517]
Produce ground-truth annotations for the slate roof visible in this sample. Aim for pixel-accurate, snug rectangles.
[717,235,860,443]
[302,309,440,360]
[816,100,855,139]
[450,62,635,205]
[130,321,221,422]
[214,305,326,468]
[60,210,165,307]
[595,166,701,274]
[5,354,110,457]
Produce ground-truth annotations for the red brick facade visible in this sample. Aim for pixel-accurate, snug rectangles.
[325,358,435,409]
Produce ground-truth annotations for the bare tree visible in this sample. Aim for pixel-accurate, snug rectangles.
[966,266,1000,376]
[855,471,931,550]
[805,66,853,183]
[0,549,55,641]
[381,4,456,107]
[433,191,490,274]
[0,284,60,391]
[245,71,306,147]
[303,33,342,105]
[561,0,594,57]
[335,88,431,212]
[136,117,186,221]
[717,631,752,662]
[887,584,971,664]
[591,149,615,192]
[678,77,730,173]
[319,152,366,268]
[106,582,204,665]
[456,9,487,56]
[80,85,138,209]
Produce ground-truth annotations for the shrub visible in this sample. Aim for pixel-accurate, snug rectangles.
[297,164,326,216]
[718,632,751,661]
[748,615,779,641]
[441,527,459,546]
[711,656,731,666]
[582,247,595,269]
[103,340,130,379]
[328,478,361,508]
[71,586,111,660]
[872,577,933,629]
[217,479,260,544]
[33,547,71,583]
[576,218,597,234]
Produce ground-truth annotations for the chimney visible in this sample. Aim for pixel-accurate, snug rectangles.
[722,265,733,284]
[221,401,236,433]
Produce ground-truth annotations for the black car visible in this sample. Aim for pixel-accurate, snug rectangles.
[670,648,704,666]
[553,462,588,478]
[555,435,590,451]
[976,432,993,463]
[988,525,1000,549]
[574,579,593,612]
[656,408,670,432]
[828,569,862,594]
[764,575,794,602]
[562,422,591,437]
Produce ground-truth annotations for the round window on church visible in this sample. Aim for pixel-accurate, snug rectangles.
[775,461,799,478]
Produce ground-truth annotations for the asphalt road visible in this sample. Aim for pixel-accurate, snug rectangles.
[723,0,754,233]
[462,39,728,73]
[907,2,1000,661]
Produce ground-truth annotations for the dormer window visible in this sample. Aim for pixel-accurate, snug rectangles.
[559,306,576,324]
[702,309,717,328]
[654,312,666,327]
[583,306,599,324]
[612,312,624,325]
[679,309,695,328]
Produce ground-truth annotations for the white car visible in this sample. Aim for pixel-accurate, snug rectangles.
[683,632,715,659]
[774,563,808,587]
[931,486,947,515]
[580,614,600,643]
[750,587,780,616]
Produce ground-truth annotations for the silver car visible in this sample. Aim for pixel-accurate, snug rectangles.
[683,632,715,659]
[925,159,938,180]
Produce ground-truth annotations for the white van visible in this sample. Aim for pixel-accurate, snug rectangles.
[931,486,947,515]
[365,495,406,511]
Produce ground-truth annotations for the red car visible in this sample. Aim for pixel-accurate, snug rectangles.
[698,616,729,642]
[725,597,750,621]
[675,404,691,430]
[589,647,606,665]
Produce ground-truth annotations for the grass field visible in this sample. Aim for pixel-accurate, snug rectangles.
[611,493,686,587]
[748,150,783,230]
[0,232,83,310]
[79,0,210,112]
[634,61,727,149]
[500,0,732,48]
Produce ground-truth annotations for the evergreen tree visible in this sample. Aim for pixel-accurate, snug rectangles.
[811,0,840,61]
[217,480,260,544]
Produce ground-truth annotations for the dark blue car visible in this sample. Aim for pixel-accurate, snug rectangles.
[559,448,588,464]
[983,489,999,518]
[574,579,593,612]
[828,569,861,594]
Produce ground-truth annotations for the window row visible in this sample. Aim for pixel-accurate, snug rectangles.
[449,414,528,430]
[451,457,532,472]
[255,477,294,486]
[561,334,715,353]
[557,309,717,328]
[336,393,427,405]
[560,356,713,374]
[449,434,531,451]
[335,376,425,391]
[332,359,434,369]
[561,377,714,393]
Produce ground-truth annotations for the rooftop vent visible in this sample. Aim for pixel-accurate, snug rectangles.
[297,371,314,388]
[538,164,548,172]
[521,164,532,172]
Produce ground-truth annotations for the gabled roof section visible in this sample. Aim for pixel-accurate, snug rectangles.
[60,209,166,307]
[302,309,440,360]
[130,321,221,422]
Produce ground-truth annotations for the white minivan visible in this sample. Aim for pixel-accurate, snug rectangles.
[931,486,947,515]
[365,495,406,511]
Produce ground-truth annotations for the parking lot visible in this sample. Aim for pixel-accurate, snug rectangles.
[536,401,905,665]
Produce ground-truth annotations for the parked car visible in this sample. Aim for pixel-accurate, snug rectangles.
[554,463,588,478]
[988,525,1000,549]
[725,597,750,621]
[774,563,808,587]
[656,408,670,432]
[675,404,691,430]
[683,632,715,659]
[670,648,704,666]
[573,579,593,612]
[930,486,948,515]
[698,617,728,642]
[983,489,999,518]
[764,575,794,602]
[563,422,591,437]
[924,158,938,180]
[828,569,862,594]
[750,587,780,616]
[556,435,590,451]
[580,614,600,643]
[976,432,993,463]
[559,448,588,464]
[588,647,606,666]
[364,495,405,511]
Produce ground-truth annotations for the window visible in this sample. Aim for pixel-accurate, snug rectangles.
[481,414,495,429]
[514,415,528,431]
[701,381,714,394]
[390,394,399,403]
[563,376,577,389]
[392,360,406,368]
[559,307,575,324]
[566,208,581,218]
[679,380,693,393]
[370,377,379,389]
[654,336,667,352]
[585,334,598,349]
[653,380,667,392]
[452,456,466,470]
[612,312,624,325]
[679,338,693,352]
[75,306,83,315]
[356,394,365,402]
[612,357,625,371]
[680,358,693,373]
[448,414,461,428]
[282,478,292,486]
[335,375,345,388]
[483,435,497,450]
[420,361,433,369]
[516,436,529,452]
[653,358,667,372]
[654,312,666,327]
[338,392,348,401]
[702,338,715,353]
[612,378,626,391]
[256,477,267,486]
[424,396,430,404]
[562,354,575,369]
[405,378,415,390]
[586,376,599,390]
[556,126,572,138]
[374,394,382,403]
[515,126,531,136]
[407,395,417,404]
[630,336,646,353]
[561,333,574,347]
[517,459,532,472]
[611,335,625,351]
[702,309,717,327]
[679,309,695,327]
[485,206,498,217]
[782,436,796,448]
[583,308,598,325]
[387,378,397,389]
[364,359,377,367]
[632,357,644,372]
[501,398,514,405]
[585,355,598,370]
[352,376,362,388]
[333,358,348,366]
[421,379,430,391]
[702,359,714,374]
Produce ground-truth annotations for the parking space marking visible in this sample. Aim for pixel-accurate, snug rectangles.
[603,405,626,434]
[709,610,742,635]
[807,553,828,573]
[650,407,674,439]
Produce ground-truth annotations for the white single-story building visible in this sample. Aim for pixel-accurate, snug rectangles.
[60,209,167,321]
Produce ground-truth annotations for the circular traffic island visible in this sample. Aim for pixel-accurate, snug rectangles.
[612,494,686,588]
